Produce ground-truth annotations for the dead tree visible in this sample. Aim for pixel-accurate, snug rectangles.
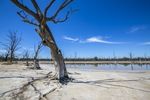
[129,50,134,61]
[129,50,134,70]
[4,48,10,62]
[2,31,22,63]
[23,50,30,66]
[11,0,76,81]
[33,42,43,69]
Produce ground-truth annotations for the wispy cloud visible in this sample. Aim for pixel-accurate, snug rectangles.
[0,50,7,53]
[63,36,127,44]
[16,51,22,54]
[140,42,150,45]
[22,47,34,51]
[105,36,112,39]
[0,49,22,54]
[80,37,126,44]
[63,36,78,41]
[128,26,146,33]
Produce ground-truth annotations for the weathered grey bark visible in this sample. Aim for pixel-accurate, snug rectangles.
[33,42,42,69]
[11,0,75,80]
[33,60,40,69]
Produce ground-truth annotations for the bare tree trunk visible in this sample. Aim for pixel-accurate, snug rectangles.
[35,25,69,79]
[33,59,40,69]
[4,51,9,62]
[33,55,40,68]
[33,42,42,69]
[10,51,14,63]
[4,54,8,62]
[23,50,30,66]
[50,49,68,79]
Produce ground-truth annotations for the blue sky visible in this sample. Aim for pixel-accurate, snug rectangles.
[0,0,150,58]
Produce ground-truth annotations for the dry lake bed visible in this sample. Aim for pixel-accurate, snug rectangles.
[0,63,150,100]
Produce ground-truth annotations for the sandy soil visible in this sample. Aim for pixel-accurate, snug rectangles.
[0,63,150,100]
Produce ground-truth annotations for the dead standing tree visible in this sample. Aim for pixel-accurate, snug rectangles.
[23,50,30,66]
[33,42,43,69]
[129,50,134,70]
[11,0,76,81]
[2,31,22,63]
[3,48,10,62]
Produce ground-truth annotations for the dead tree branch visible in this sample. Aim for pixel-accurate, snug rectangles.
[43,0,56,19]
[17,11,39,26]
[11,0,40,22]
[46,0,74,22]
[31,0,43,19]
[53,9,79,24]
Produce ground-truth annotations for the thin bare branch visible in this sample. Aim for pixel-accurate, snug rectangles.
[17,11,39,26]
[31,0,43,19]
[43,0,56,19]
[34,42,43,60]
[46,0,73,22]
[53,9,79,24]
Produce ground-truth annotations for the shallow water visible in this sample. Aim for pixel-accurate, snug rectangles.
[66,64,150,70]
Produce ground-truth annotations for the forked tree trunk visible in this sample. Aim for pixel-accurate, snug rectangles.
[10,0,74,81]
[10,51,13,63]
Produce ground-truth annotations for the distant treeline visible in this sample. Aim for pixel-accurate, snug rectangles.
[0,55,150,62]
[0,56,51,62]
[64,57,150,61]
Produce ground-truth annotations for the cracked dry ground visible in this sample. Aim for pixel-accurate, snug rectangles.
[0,64,60,100]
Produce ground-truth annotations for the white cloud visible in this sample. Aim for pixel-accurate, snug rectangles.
[80,37,126,44]
[128,26,146,33]
[63,36,78,41]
